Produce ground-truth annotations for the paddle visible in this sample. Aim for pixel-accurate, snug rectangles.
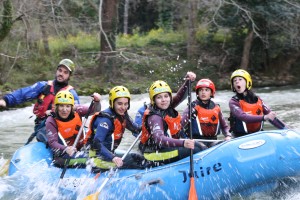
[193,139,223,143]
[0,159,10,177]
[182,138,223,146]
[58,100,95,183]
[188,80,198,200]
[84,133,142,200]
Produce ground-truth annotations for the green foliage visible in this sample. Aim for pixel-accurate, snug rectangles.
[0,0,299,101]
[196,26,232,46]
[117,28,185,48]
[0,0,13,42]
[76,80,108,95]
[62,0,84,18]
[0,26,233,95]
[45,32,100,54]
[157,0,174,31]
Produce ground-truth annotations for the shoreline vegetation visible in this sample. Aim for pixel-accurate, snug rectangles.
[1,30,299,101]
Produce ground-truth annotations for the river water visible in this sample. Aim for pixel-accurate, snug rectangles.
[0,85,300,199]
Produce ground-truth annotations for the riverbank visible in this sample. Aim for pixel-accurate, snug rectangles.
[0,70,298,100]
[65,65,299,96]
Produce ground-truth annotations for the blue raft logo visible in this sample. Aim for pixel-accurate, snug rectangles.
[179,162,222,183]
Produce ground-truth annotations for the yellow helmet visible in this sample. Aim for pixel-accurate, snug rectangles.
[149,80,172,105]
[58,59,75,73]
[230,69,252,91]
[54,91,75,106]
[109,86,131,109]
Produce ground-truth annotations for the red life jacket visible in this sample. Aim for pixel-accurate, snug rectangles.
[194,104,220,137]
[141,108,181,144]
[33,80,73,119]
[239,98,263,133]
[55,112,82,149]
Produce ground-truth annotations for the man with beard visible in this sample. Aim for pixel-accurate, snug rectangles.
[0,59,80,144]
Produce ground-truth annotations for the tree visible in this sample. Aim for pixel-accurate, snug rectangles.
[98,0,119,81]
[0,0,13,42]
[187,0,198,62]
[38,0,50,55]
[200,0,300,76]
[158,0,174,31]
[123,0,129,34]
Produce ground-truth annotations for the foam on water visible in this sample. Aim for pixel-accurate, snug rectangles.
[1,86,300,199]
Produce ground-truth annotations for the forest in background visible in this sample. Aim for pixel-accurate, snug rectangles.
[1,0,300,97]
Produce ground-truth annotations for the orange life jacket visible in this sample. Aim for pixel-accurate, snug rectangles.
[194,104,220,137]
[33,80,73,119]
[239,98,263,133]
[141,108,181,144]
[86,111,127,151]
[55,112,82,148]
[85,113,99,144]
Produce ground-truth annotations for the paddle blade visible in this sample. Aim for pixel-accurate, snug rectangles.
[83,191,99,200]
[188,177,198,200]
[0,159,10,177]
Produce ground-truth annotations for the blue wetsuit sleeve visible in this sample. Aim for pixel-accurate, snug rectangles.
[134,106,146,126]
[3,81,47,107]
[69,89,80,104]
[131,106,146,137]
[93,117,115,161]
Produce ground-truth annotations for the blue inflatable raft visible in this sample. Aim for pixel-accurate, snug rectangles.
[8,129,300,199]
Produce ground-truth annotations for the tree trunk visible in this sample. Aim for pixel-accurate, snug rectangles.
[98,0,119,81]
[240,30,254,70]
[39,19,51,55]
[123,0,129,35]
[38,0,50,55]
[187,0,198,63]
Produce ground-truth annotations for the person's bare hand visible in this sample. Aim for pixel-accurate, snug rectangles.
[0,99,6,107]
[183,139,195,149]
[225,135,231,141]
[112,156,123,167]
[65,146,77,156]
[185,72,196,82]
[92,93,101,102]
[45,110,52,116]
[264,111,276,121]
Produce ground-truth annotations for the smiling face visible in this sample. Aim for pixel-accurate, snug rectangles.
[56,66,71,83]
[57,104,72,119]
[113,97,129,115]
[232,76,247,94]
[197,88,212,101]
[154,92,171,110]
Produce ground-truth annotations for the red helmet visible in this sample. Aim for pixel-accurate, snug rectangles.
[195,79,216,97]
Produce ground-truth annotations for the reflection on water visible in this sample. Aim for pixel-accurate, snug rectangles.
[1,85,300,199]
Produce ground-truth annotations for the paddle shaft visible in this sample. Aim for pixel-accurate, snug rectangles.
[60,100,95,179]
[92,133,142,196]
[121,133,141,160]
[194,139,223,142]
[187,79,198,200]
[188,80,194,177]
[181,138,223,143]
